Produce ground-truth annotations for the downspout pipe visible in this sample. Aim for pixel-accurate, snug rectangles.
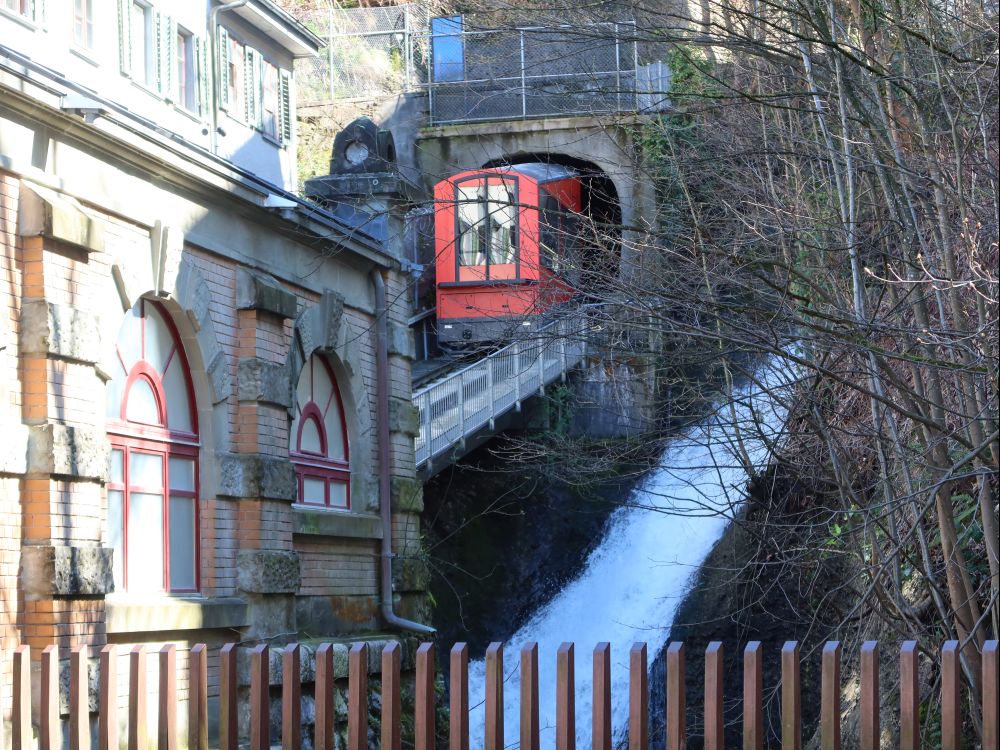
[371,269,436,635]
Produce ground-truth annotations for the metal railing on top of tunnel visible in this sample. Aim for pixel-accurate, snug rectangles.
[425,20,670,125]
[412,314,587,469]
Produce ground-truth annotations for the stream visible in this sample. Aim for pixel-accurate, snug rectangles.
[462,359,796,748]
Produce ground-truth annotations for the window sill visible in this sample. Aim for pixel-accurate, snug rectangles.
[0,7,37,30]
[173,103,203,123]
[70,46,99,67]
[292,506,383,540]
[106,595,248,634]
[130,79,162,101]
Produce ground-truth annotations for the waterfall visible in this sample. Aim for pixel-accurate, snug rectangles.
[465,359,796,749]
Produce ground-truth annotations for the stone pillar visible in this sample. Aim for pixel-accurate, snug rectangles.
[225,269,300,639]
[15,184,114,653]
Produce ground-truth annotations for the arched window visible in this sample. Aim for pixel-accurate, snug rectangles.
[290,355,350,509]
[106,299,199,593]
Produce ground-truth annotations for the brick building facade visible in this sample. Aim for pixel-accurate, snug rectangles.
[1,0,428,741]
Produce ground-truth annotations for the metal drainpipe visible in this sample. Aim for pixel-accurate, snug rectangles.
[209,0,249,156]
[371,269,436,635]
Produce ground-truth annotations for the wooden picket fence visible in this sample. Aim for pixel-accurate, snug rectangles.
[5,638,998,749]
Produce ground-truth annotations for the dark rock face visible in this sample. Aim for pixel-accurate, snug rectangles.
[422,443,642,654]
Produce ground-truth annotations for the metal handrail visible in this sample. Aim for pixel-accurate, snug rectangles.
[414,315,587,467]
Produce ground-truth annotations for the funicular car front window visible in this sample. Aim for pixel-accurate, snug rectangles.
[457,178,517,274]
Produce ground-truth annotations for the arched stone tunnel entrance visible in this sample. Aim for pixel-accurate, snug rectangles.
[413,114,657,279]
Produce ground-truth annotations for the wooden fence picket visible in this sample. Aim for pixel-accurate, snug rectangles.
[666,642,685,750]
[629,642,648,750]
[556,642,575,750]
[250,644,269,750]
[70,645,88,750]
[42,645,61,750]
[416,643,436,750]
[485,642,504,750]
[984,640,998,750]
[348,642,368,750]
[941,641,961,750]
[2,636,995,750]
[899,641,920,750]
[860,642,879,750]
[781,641,801,750]
[282,643,301,750]
[520,642,540,750]
[744,642,763,750]
[12,645,29,750]
[315,643,336,750]
[99,644,118,750]
[159,644,177,750]
[219,643,238,750]
[704,642,724,750]
[593,643,612,750]
[129,645,148,750]
[821,642,841,750]
[450,643,470,750]
[189,644,208,750]
[382,642,402,750]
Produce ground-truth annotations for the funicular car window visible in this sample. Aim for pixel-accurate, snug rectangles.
[456,177,518,277]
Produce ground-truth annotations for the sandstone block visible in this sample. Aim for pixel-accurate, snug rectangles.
[388,398,419,437]
[19,182,105,253]
[236,269,297,319]
[27,423,108,480]
[237,550,301,594]
[390,476,423,512]
[217,453,296,501]
[20,299,102,364]
[237,357,292,407]
[21,544,114,599]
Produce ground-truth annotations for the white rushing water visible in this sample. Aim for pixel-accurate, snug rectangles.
[465,359,796,749]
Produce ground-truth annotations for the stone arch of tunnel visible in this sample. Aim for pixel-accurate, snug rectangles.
[482,152,624,290]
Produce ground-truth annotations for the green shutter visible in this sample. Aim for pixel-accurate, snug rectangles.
[278,69,292,144]
[244,47,258,126]
[218,26,230,111]
[157,13,175,99]
[195,36,209,118]
[118,0,132,76]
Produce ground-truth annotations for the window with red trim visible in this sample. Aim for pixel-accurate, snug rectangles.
[106,299,199,594]
[290,355,350,509]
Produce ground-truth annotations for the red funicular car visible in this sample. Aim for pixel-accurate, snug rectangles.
[434,163,583,347]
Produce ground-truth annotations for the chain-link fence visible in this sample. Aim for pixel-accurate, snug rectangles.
[296,4,429,105]
[426,20,668,125]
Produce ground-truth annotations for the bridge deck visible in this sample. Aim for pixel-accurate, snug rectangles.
[412,316,586,469]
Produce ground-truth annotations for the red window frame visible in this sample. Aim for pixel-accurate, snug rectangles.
[291,356,351,509]
[107,299,200,594]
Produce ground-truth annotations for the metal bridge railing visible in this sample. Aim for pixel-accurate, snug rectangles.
[413,316,587,468]
[426,21,643,125]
